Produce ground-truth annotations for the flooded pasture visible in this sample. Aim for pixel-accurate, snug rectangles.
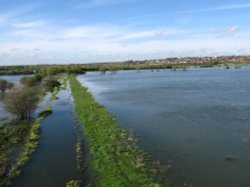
[78,67,250,187]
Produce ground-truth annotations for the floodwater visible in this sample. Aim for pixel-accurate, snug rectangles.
[11,87,79,187]
[78,67,250,187]
[0,75,32,84]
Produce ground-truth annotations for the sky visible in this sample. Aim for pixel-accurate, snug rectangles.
[0,0,250,65]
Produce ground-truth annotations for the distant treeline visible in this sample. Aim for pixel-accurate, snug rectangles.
[0,65,87,76]
[1,58,250,76]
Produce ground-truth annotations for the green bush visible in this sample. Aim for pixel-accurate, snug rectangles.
[3,88,40,120]
[44,78,61,92]
[20,77,38,87]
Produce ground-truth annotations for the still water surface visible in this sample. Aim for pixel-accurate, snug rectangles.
[78,67,250,187]
[0,75,31,84]
[11,88,78,187]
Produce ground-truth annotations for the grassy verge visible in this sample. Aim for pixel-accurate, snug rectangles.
[0,105,53,186]
[69,75,162,187]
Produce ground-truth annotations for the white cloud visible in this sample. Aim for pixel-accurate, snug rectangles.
[112,30,156,41]
[1,31,250,65]
[0,11,249,65]
[12,20,47,29]
[177,3,250,14]
[59,26,121,40]
[0,16,5,26]
[72,0,139,9]
[209,25,239,37]
[128,3,250,22]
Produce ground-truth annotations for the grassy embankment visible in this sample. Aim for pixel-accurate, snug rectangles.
[0,105,53,186]
[69,75,162,187]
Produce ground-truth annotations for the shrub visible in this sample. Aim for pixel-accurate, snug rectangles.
[3,89,39,120]
[0,79,8,92]
[44,78,61,92]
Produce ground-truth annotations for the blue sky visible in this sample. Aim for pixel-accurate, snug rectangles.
[0,0,250,65]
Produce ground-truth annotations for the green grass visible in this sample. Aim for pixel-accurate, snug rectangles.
[50,86,59,100]
[69,75,162,187]
[38,105,53,117]
[76,137,82,171]
[66,180,81,187]
[0,105,53,186]
[61,75,68,90]
[0,121,30,184]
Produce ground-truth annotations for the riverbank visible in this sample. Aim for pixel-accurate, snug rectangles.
[0,105,53,186]
[69,75,163,187]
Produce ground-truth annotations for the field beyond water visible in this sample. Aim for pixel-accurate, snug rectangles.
[78,67,250,187]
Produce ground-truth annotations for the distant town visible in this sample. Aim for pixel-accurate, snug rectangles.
[0,55,250,76]
[125,55,250,65]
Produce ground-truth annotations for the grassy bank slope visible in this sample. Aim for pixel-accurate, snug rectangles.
[69,75,162,187]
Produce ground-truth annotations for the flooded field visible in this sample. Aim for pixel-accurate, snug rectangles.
[0,75,31,84]
[78,67,250,187]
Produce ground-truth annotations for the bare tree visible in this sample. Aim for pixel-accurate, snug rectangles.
[3,88,39,120]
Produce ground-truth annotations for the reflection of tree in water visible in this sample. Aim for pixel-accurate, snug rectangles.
[0,92,5,101]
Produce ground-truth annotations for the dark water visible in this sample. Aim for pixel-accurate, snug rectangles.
[0,96,13,126]
[11,88,78,187]
[78,67,250,187]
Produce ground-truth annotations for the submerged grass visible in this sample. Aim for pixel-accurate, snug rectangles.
[76,137,82,171]
[224,155,237,161]
[69,75,162,187]
[66,180,81,187]
[50,87,59,100]
[61,76,68,90]
[38,105,53,117]
[0,105,53,186]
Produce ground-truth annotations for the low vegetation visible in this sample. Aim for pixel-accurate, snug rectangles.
[69,75,161,187]
[0,105,53,186]
[224,155,237,161]
[60,75,68,90]
[38,105,53,117]
[20,75,43,87]
[44,78,61,92]
[3,88,40,120]
[50,86,59,100]
[1,56,250,76]
[76,137,82,171]
[0,121,30,184]
[0,79,14,93]
[66,180,81,187]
